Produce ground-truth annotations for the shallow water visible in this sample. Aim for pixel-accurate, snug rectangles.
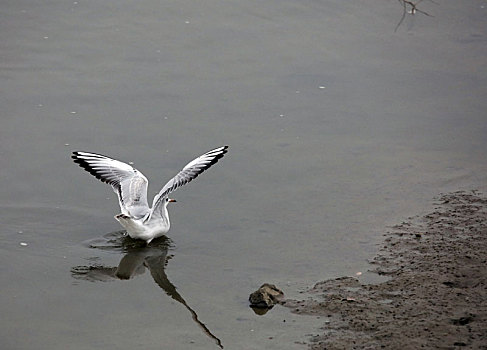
[1,0,486,349]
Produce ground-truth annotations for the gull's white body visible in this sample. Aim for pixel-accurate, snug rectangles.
[72,146,228,243]
[114,209,169,243]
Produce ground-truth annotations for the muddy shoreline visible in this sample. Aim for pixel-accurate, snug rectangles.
[283,191,487,349]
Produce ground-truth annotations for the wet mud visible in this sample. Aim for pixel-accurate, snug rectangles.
[283,191,487,349]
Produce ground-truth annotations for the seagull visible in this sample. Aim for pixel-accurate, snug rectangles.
[72,146,228,244]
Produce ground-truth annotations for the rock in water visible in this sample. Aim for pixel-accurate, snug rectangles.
[249,283,284,309]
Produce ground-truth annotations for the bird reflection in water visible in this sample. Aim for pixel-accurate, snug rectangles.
[71,231,223,349]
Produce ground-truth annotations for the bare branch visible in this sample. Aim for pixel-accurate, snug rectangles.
[395,0,407,32]
[395,0,435,31]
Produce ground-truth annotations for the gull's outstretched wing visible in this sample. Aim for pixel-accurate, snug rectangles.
[149,146,228,218]
[72,151,150,219]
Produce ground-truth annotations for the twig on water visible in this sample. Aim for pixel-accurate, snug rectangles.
[395,0,435,32]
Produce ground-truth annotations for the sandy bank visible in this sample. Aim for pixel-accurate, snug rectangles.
[283,191,487,349]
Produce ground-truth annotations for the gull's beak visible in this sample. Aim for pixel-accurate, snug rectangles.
[168,198,177,203]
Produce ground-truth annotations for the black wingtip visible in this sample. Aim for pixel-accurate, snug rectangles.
[210,146,228,162]
[71,151,113,185]
[71,151,86,164]
[218,145,229,155]
[201,146,227,172]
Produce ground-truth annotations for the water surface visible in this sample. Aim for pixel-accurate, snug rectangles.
[1,0,486,349]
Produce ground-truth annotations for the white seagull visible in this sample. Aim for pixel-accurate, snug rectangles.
[72,146,228,244]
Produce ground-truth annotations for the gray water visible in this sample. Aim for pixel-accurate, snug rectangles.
[1,0,486,349]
